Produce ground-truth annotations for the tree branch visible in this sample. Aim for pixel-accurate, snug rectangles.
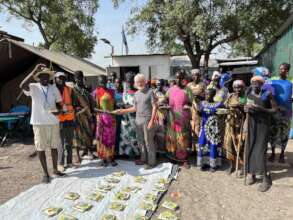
[2,3,32,20]
[211,33,241,50]
[35,21,51,49]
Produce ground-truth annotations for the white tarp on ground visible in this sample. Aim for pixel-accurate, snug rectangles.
[0,160,174,220]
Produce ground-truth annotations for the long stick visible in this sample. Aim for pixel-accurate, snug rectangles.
[16,91,24,101]
[243,112,250,185]
[235,116,244,177]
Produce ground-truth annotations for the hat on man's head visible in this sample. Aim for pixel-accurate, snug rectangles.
[55,72,67,79]
[33,68,54,81]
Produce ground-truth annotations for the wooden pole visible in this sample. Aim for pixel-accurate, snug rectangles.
[243,112,250,185]
[235,116,244,178]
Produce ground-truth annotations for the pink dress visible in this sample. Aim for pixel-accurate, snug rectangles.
[166,85,192,161]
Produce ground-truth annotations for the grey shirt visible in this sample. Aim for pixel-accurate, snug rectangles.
[134,87,155,118]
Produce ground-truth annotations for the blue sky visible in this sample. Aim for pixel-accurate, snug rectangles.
[0,0,148,68]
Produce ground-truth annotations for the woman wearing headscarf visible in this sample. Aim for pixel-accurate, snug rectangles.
[224,80,247,175]
[207,71,221,90]
[73,71,95,163]
[187,69,205,152]
[208,71,229,103]
[154,79,167,152]
[165,70,192,168]
[119,72,140,158]
[244,76,277,192]
[92,75,117,167]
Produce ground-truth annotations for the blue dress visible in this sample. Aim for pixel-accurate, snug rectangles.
[197,101,223,168]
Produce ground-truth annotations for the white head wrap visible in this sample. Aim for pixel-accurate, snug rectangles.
[233,80,245,87]
[212,71,221,80]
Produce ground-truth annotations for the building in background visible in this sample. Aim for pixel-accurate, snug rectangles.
[106,54,219,80]
[257,13,293,77]
[107,54,171,80]
[0,38,106,112]
[218,57,258,86]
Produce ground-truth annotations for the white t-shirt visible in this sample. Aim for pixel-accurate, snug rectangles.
[24,83,62,125]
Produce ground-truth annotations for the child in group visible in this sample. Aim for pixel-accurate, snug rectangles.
[197,88,223,172]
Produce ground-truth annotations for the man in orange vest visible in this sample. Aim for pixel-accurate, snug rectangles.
[55,72,76,172]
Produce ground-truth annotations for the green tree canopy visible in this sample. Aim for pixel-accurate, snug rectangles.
[229,0,292,57]
[0,0,99,58]
[115,0,292,68]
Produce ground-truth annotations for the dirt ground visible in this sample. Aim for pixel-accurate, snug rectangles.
[1,139,293,220]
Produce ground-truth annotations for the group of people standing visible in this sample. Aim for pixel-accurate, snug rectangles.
[21,62,292,193]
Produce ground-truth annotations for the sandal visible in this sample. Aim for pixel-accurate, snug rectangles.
[257,175,272,192]
[183,162,190,169]
[210,167,216,173]
[144,164,156,170]
[42,175,51,184]
[52,171,66,177]
[226,161,235,175]
[135,160,145,165]
[101,160,108,167]
[246,174,256,185]
[111,160,118,167]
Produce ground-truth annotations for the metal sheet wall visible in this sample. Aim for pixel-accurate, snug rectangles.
[259,24,293,77]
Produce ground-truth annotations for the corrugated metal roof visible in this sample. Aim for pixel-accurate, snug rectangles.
[0,31,24,42]
[170,55,219,67]
[219,60,258,66]
[1,38,106,76]
[217,57,254,62]
[110,53,170,58]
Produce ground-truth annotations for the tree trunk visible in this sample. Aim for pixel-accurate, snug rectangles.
[204,52,210,73]
[187,52,201,69]
[182,36,201,68]
[36,21,51,49]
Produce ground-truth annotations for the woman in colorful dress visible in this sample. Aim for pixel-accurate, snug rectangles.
[119,72,140,158]
[73,71,95,163]
[244,76,277,192]
[224,80,246,175]
[165,70,192,168]
[208,71,228,103]
[93,75,117,167]
[197,88,223,172]
[187,69,205,152]
[207,71,221,90]
[154,79,167,153]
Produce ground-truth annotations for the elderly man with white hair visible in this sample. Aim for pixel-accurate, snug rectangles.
[114,73,158,169]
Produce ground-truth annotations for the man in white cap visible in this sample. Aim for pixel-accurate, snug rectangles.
[20,64,65,183]
[55,72,77,171]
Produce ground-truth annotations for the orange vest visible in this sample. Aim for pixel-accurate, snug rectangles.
[59,86,75,122]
